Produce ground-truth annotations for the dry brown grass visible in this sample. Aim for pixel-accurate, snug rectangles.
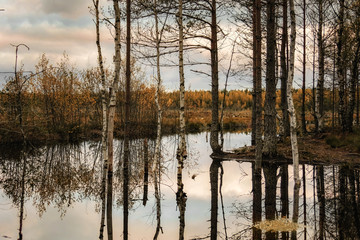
[254,218,305,232]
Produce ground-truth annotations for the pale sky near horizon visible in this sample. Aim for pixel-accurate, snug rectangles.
[0,0,256,91]
[0,0,314,91]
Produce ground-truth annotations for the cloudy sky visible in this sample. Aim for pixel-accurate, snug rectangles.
[0,0,255,90]
[0,0,101,82]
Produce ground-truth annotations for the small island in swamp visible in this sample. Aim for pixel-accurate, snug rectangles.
[1,0,360,239]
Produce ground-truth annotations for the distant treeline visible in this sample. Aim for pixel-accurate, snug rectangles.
[0,54,338,143]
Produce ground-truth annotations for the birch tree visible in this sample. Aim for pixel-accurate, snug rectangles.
[176,0,187,239]
[287,0,301,235]
[92,0,121,239]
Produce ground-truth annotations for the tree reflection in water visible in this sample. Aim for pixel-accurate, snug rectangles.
[1,138,360,239]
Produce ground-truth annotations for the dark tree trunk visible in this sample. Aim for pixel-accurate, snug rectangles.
[252,0,262,237]
[210,159,220,240]
[315,0,325,132]
[348,39,360,132]
[143,139,149,206]
[252,162,262,240]
[338,166,347,240]
[123,0,131,238]
[301,0,307,134]
[210,0,221,153]
[337,0,346,132]
[263,0,277,157]
[316,166,325,240]
[280,164,289,239]
[263,162,277,240]
[280,0,290,139]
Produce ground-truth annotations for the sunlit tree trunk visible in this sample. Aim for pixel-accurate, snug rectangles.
[177,0,187,239]
[287,0,300,238]
[263,0,277,157]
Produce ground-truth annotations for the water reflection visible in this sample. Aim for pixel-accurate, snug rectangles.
[0,133,359,239]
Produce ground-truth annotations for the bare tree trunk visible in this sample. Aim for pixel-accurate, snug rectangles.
[123,0,131,238]
[280,0,290,140]
[280,164,289,239]
[287,0,300,237]
[337,0,346,132]
[348,35,360,132]
[316,166,325,240]
[93,1,108,238]
[210,0,221,153]
[264,162,277,240]
[143,139,149,206]
[210,160,220,240]
[301,0,307,134]
[18,152,26,240]
[177,0,187,239]
[252,0,262,238]
[153,2,163,237]
[263,0,277,158]
[302,165,307,240]
[315,0,325,132]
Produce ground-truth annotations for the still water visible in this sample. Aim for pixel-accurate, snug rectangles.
[0,132,359,239]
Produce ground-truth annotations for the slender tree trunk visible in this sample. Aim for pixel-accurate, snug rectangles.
[348,28,360,132]
[153,2,163,238]
[210,160,220,240]
[315,0,325,132]
[338,166,347,240]
[18,152,26,240]
[123,0,131,238]
[252,0,262,238]
[287,0,300,238]
[280,0,290,140]
[177,0,187,239]
[301,0,307,134]
[263,0,277,158]
[333,45,336,128]
[280,164,289,240]
[316,166,325,240]
[348,169,360,238]
[337,0,346,132]
[93,1,108,238]
[143,139,149,206]
[302,164,307,240]
[210,0,221,153]
[106,2,121,239]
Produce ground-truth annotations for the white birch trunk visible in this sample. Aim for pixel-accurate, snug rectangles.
[153,1,163,238]
[93,1,108,239]
[177,0,187,239]
[287,0,301,228]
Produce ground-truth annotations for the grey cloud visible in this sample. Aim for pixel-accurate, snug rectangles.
[41,0,90,19]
